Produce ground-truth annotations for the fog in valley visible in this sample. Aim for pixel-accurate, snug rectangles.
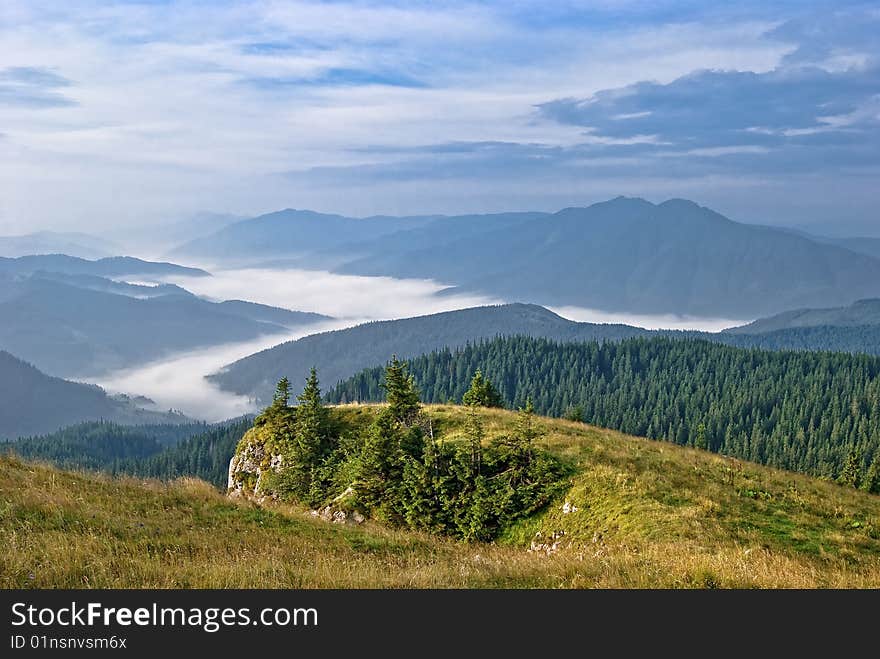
[162,266,502,320]
[548,306,746,333]
[90,318,349,422]
[90,266,745,421]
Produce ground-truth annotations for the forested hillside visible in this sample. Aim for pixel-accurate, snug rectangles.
[328,336,880,486]
[210,303,648,403]
[213,302,880,405]
[717,324,880,355]
[0,351,189,439]
[725,298,880,334]
[2,419,251,487]
[118,419,252,487]
[3,421,209,470]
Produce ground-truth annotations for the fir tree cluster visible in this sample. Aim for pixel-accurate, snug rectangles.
[254,359,568,540]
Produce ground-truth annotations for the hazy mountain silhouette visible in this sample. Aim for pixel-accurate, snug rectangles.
[0,254,208,278]
[338,197,880,318]
[0,351,190,439]
[0,231,120,259]
[725,298,880,334]
[0,274,329,377]
[169,198,880,318]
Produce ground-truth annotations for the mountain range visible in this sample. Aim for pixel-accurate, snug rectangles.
[0,231,120,259]
[166,197,880,318]
[210,302,880,405]
[0,254,208,279]
[0,351,189,439]
[168,209,438,265]
[336,198,880,318]
[725,298,880,334]
[0,268,329,377]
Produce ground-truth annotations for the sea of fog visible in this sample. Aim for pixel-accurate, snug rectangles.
[548,306,745,333]
[95,267,746,421]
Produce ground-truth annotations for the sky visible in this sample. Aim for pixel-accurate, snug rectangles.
[1,1,878,237]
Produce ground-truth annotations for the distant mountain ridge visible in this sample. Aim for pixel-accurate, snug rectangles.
[211,302,880,405]
[725,298,880,334]
[168,197,880,318]
[168,208,437,263]
[0,271,330,377]
[208,303,651,404]
[0,254,209,278]
[0,351,189,439]
[337,197,880,318]
[0,231,120,259]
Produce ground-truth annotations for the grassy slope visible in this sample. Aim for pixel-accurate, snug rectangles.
[2,405,880,588]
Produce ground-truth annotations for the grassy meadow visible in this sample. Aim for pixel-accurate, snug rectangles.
[2,404,880,588]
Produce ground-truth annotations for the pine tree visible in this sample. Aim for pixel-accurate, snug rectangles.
[838,448,862,488]
[382,356,421,425]
[861,454,880,494]
[695,423,708,450]
[288,368,330,504]
[462,369,503,408]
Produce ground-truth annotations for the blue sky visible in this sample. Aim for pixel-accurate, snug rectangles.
[0,1,878,236]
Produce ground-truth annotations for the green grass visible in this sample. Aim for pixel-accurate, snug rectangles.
[2,404,880,588]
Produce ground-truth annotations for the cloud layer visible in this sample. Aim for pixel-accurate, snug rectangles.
[0,1,877,237]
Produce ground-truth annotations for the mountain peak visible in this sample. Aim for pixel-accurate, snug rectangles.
[658,198,701,210]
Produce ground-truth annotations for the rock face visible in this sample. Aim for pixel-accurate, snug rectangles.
[227,427,285,498]
[309,486,365,525]
[227,424,367,525]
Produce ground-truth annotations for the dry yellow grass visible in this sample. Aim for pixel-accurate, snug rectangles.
[2,404,880,588]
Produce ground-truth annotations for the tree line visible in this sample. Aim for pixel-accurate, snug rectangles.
[327,336,880,492]
[2,420,250,488]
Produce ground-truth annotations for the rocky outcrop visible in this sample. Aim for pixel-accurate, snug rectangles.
[227,424,367,525]
[227,427,285,498]
[309,486,366,525]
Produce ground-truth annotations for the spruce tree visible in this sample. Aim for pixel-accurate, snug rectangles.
[382,356,421,425]
[861,454,880,494]
[462,369,503,408]
[564,405,585,423]
[256,376,294,425]
[838,448,863,488]
[289,368,330,503]
[356,408,406,520]
[515,398,539,453]
[274,377,291,406]
[695,423,708,450]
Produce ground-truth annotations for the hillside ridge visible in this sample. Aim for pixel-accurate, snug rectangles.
[3,404,879,588]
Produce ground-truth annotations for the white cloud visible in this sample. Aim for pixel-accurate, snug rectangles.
[163,266,502,319]
[0,1,796,233]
